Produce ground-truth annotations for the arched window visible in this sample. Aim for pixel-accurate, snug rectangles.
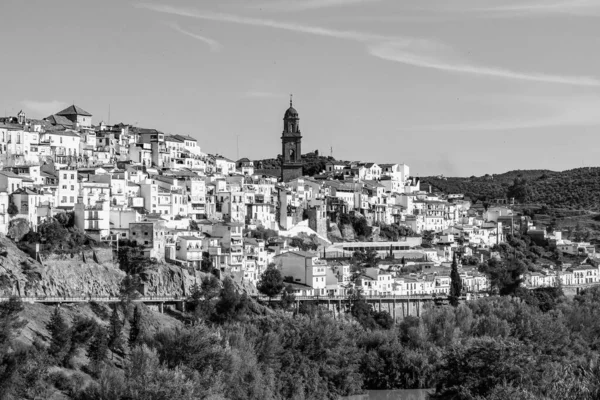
[289,148,295,161]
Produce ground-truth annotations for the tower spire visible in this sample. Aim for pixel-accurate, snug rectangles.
[290,93,293,107]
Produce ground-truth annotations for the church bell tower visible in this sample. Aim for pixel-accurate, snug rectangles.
[281,95,303,182]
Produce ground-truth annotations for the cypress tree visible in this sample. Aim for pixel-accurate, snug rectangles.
[107,306,124,356]
[449,253,462,307]
[129,305,142,348]
[46,306,71,365]
[88,327,108,366]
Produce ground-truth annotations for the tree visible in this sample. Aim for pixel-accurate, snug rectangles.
[257,266,284,303]
[6,203,18,217]
[200,252,214,274]
[0,297,24,351]
[212,277,241,322]
[108,306,124,356]
[449,254,462,307]
[422,230,435,247]
[349,289,377,330]
[129,305,142,349]
[0,297,27,398]
[46,306,71,365]
[87,327,108,370]
[192,275,221,320]
[119,274,140,318]
[353,248,379,270]
[67,316,100,363]
[201,275,221,300]
[372,310,394,329]
[280,284,296,311]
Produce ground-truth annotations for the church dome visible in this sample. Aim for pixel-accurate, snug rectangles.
[284,106,298,119]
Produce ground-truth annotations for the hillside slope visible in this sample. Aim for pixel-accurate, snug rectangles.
[423,168,600,210]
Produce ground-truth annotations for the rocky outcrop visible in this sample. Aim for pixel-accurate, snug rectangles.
[371,226,381,242]
[140,265,206,297]
[340,224,356,241]
[0,237,209,299]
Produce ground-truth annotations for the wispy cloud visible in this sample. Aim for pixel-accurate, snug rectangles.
[250,0,381,12]
[165,22,222,51]
[137,3,600,86]
[464,0,600,17]
[137,3,390,42]
[404,95,600,131]
[369,41,600,87]
[20,100,68,117]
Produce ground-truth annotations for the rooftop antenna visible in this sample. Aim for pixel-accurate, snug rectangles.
[108,104,111,125]
[237,135,239,160]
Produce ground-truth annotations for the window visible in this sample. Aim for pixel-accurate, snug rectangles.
[133,232,136,236]
[144,241,149,245]
[63,174,67,179]
[71,174,74,179]
[144,232,148,236]
[62,185,67,189]
[61,196,66,203]
[70,185,74,190]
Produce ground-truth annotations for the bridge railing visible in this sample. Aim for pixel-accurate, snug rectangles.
[255,293,482,302]
[0,295,184,303]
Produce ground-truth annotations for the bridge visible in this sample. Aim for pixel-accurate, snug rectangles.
[0,295,186,313]
[0,293,482,320]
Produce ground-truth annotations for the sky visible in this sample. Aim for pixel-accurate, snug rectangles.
[2,0,600,177]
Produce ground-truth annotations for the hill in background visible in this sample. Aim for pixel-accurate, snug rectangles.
[423,168,600,211]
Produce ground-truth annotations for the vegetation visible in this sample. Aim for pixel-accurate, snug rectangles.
[6,203,18,217]
[6,281,600,399]
[257,266,285,302]
[423,167,600,210]
[20,214,98,254]
[46,306,71,366]
[376,222,416,241]
[449,254,462,307]
[254,151,342,177]
[129,306,143,348]
[339,212,372,239]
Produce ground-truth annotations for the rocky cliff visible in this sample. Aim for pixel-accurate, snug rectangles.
[0,237,205,298]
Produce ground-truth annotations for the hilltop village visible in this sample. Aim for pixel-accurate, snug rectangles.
[0,101,594,298]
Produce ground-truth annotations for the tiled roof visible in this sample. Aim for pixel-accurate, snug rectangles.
[173,134,197,142]
[45,115,74,127]
[0,171,22,178]
[276,250,317,259]
[55,105,92,117]
[165,135,184,143]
